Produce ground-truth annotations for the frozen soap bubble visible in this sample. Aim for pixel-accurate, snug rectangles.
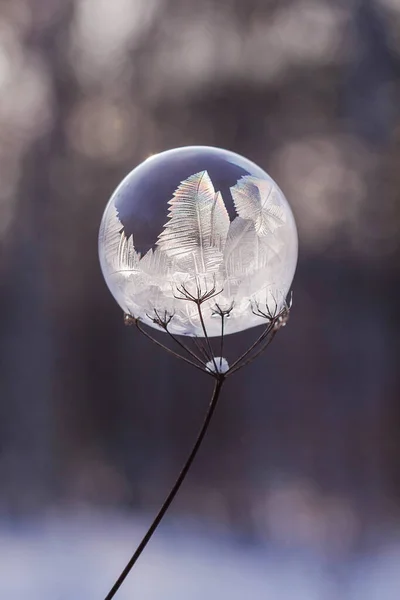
[99,146,298,337]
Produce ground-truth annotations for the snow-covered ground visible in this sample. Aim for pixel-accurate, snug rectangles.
[0,511,400,599]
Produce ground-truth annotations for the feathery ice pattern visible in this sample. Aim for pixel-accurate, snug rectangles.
[99,171,294,336]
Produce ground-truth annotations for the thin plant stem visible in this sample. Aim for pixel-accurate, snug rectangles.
[164,328,206,367]
[227,322,274,374]
[103,377,225,600]
[219,313,225,370]
[227,330,278,376]
[197,304,218,372]
[135,321,211,376]
[150,309,206,368]
[192,336,212,362]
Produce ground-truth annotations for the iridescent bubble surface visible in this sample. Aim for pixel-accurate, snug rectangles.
[99,146,298,336]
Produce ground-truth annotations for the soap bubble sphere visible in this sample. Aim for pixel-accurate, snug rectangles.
[99,146,298,337]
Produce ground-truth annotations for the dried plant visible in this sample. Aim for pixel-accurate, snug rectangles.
[104,285,292,600]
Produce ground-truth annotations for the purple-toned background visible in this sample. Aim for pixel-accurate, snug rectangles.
[0,0,399,597]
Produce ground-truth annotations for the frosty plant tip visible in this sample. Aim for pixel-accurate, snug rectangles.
[98,146,298,599]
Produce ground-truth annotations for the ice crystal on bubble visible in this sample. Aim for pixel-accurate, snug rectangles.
[98,146,298,337]
[157,171,230,272]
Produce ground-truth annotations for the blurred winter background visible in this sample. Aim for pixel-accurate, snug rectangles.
[0,0,400,598]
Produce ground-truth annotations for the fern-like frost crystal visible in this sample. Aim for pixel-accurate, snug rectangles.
[157,171,229,274]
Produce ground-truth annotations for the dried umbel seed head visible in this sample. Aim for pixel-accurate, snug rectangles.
[99,146,298,337]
